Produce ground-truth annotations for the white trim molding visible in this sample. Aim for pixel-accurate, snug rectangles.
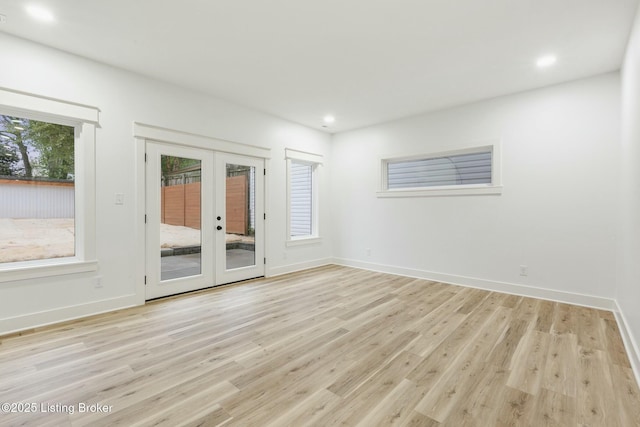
[378,139,502,198]
[377,184,503,198]
[0,88,99,283]
[133,122,271,159]
[0,294,139,336]
[0,260,98,284]
[286,237,322,247]
[0,87,99,125]
[613,301,640,388]
[285,148,323,164]
[267,257,332,277]
[332,258,615,311]
[285,148,322,244]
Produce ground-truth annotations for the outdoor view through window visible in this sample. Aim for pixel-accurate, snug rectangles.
[0,114,75,264]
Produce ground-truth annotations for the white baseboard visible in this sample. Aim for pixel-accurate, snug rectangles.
[267,257,333,277]
[0,294,141,336]
[613,301,640,387]
[332,257,615,311]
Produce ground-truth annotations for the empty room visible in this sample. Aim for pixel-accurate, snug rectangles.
[1,0,640,425]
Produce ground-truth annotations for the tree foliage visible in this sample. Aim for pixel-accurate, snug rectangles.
[0,115,74,180]
[28,119,75,179]
[0,142,18,176]
[161,155,200,176]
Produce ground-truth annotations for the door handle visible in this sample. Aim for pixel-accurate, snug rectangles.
[217,216,222,221]
[217,226,222,231]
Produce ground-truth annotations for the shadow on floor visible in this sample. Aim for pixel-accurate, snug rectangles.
[160,249,256,281]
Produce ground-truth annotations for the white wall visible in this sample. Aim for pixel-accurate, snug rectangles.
[0,34,332,334]
[617,5,640,378]
[0,29,631,348]
[331,73,620,306]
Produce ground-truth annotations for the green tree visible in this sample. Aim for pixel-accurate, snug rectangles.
[0,115,33,177]
[0,115,74,179]
[162,156,200,176]
[27,120,74,179]
[161,155,200,184]
[0,142,18,176]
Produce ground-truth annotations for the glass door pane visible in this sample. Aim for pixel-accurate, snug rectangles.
[225,163,256,269]
[146,142,213,300]
[215,153,264,285]
[160,155,202,281]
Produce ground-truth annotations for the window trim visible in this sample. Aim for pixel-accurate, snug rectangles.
[377,141,502,198]
[0,87,99,283]
[285,148,322,245]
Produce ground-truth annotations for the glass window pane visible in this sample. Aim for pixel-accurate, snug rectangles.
[387,151,492,189]
[290,160,312,237]
[0,114,75,264]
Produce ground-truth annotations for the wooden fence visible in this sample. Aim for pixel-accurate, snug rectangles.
[161,175,248,235]
[225,175,248,235]
[161,182,201,230]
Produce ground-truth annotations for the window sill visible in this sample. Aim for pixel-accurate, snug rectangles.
[0,258,98,283]
[286,237,322,247]
[377,185,503,198]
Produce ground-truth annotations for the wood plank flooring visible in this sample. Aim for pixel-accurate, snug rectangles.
[0,265,638,426]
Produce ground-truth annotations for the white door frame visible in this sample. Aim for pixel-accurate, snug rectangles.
[133,123,271,301]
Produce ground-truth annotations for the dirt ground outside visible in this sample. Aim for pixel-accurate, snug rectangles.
[0,219,255,263]
[0,218,75,263]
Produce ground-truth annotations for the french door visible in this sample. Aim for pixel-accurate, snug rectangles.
[215,153,265,285]
[145,142,264,299]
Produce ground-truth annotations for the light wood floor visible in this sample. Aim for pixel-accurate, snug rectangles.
[1,265,638,426]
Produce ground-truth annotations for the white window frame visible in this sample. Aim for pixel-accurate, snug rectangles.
[285,148,322,246]
[377,141,503,198]
[0,87,99,283]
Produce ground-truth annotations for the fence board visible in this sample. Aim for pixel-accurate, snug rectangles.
[160,177,247,235]
[226,175,247,235]
[163,185,185,227]
[184,183,201,230]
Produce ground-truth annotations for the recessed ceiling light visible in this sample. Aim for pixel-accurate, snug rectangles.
[323,115,335,124]
[536,55,557,68]
[25,4,55,23]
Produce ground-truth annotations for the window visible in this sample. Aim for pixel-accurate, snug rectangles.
[286,148,321,244]
[0,115,76,264]
[378,143,502,197]
[0,88,98,282]
[290,160,313,236]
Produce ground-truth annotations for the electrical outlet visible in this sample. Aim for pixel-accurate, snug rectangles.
[115,193,125,205]
[94,276,103,288]
[519,265,528,276]
[366,248,371,256]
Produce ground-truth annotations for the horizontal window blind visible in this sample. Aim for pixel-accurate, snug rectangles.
[387,150,492,189]
[290,160,312,236]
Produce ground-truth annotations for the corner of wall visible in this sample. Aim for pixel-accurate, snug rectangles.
[614,301,640,387]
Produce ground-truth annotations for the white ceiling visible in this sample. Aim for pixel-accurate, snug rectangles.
[0,0,638,133]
